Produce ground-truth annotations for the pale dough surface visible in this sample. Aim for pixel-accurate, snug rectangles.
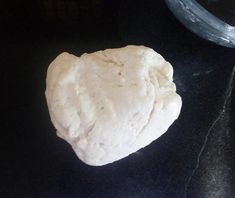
[45,45,182,166]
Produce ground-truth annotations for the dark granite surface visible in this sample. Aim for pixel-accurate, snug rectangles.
[0,1,235,198]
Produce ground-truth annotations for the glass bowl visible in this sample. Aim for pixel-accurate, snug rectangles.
[165,0,235,48]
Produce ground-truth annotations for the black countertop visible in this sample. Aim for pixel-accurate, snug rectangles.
[1,1,235,198]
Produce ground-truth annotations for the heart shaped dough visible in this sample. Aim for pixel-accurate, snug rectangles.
[45,45,182,166]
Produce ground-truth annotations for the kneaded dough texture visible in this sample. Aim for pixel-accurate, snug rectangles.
[45,45,182,166]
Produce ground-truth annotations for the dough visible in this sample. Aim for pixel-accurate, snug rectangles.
[45,45,182,166]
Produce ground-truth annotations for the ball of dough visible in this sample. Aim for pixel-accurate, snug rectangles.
[45,45,182,166]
